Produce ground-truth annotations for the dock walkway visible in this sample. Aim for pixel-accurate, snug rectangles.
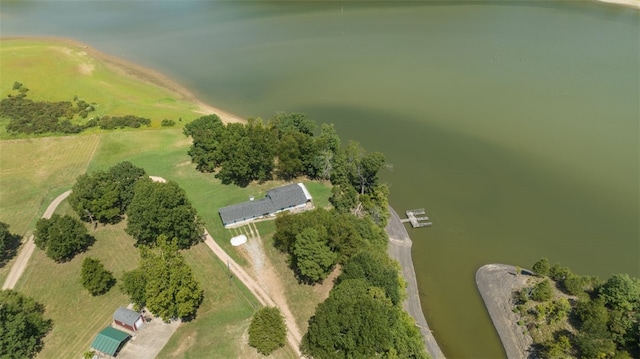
[400,208,432,228]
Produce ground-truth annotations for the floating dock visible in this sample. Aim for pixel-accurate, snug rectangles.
[400,209,432,228]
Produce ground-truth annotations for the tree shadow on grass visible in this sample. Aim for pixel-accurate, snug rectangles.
[0,233,23,268]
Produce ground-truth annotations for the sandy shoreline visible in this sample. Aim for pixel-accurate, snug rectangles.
[596,0,640,9]
[476,264,535,359]
[1,36,245,125]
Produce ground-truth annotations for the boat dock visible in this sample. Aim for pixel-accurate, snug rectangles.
[400,209,432,228]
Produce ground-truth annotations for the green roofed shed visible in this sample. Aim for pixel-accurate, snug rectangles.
[91,326,130,356]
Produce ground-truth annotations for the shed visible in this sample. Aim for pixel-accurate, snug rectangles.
[91,326,130,357]
[113,307,144,332]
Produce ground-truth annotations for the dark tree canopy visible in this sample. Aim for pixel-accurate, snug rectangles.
[69,161,146,225]
[125,179,203,249]
[0,221,21,265]
[120,268,148,311]
[248,307,287,355]
[80,257,116,296]
[292,228,337,283]
[0,290,53,359]
[301,279,427,359]
[34,214,93,262]
[136,236,204,321]
[337,250,403,306]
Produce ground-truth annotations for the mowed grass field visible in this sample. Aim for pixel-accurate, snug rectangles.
[0,38,206,135]
[1,38,331,358]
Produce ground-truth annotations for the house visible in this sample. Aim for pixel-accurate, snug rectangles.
[91,326,130,357]
[113,307,144,332]
[218,183,312,228]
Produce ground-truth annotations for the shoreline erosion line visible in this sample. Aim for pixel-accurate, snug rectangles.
[386,207,446,359]
[0,36,245,125]
[476,264,534,359]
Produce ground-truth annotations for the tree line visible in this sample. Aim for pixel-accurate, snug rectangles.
[184,112,389,226]
[0,82,151,135]
[517,258,640,358]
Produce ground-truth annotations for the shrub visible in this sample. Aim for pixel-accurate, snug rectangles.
[248,307,286,355]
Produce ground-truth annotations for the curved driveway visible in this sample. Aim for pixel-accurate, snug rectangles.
[2,190,72,290]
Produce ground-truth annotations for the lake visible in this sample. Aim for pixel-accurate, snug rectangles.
[2,1,638,357]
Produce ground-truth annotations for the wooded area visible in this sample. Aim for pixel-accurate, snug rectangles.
[517,258,640,358]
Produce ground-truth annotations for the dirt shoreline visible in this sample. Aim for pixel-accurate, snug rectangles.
[596,0,640,9]
[475,264,535,359]
[1,36,245,125]
[386,206,446,359]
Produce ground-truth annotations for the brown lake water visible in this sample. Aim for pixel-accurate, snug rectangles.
[2,1,638,357]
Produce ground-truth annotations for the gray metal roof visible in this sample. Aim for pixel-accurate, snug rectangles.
[218,183,311,225]
[268,184,309,211]
[113,307,141,326]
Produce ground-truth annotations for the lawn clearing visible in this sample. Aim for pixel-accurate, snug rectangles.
[14,219,139,359]
[0,38,208,132]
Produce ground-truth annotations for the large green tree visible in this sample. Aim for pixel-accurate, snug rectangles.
[302,279,427,359]
[34,214,93,262]
[69,161,146,224]
[125,179,203,249]
[0,221,21,265]
[0,290,53,359]
[127,236,203,321]
[292,228,337,283]
[120,268,148,311]
[248,307,287,355]
[80,257,116,296]
[337,250,403,306]
[183,114,227,172]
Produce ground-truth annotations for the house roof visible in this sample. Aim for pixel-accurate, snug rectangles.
[91,327,129,356]
[218,183,312,225]
[268,183,310,210]
[113,307,141,327]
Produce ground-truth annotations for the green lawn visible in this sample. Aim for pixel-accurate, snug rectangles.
[1,38,333,358]
[0,38,205,133]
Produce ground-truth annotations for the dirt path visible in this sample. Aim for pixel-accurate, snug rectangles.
[476,264,534,359]
[203,230,303,358]
[2,190,72,290]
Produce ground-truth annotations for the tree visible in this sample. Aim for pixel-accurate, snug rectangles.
[532,257,550,277]
[0,290,53,358]
[0,221,21,265]
[69,161,146,224]
[531,279,553,302]
[34,214,93,262]
[183,114,226,172]
[338,250,403,306]
[302,279,427,359]
[137,236,203,321]
[292,228,337,283]
[125,179,203,249]
[80,257,115,296]
[248,307,287,355]
[599,273,640,312]
[120,268,148,311]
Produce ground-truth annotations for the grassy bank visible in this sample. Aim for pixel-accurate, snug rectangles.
[0,38,210,134]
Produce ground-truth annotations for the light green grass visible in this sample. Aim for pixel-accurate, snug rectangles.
[1,38,333,358]
[0,38,205,134]
[14,219,139,359]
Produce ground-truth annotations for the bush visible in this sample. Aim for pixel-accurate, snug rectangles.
[161,119,175,127]
[80,257,116,296]
[531,279,553,302]
[248,307,286,355]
